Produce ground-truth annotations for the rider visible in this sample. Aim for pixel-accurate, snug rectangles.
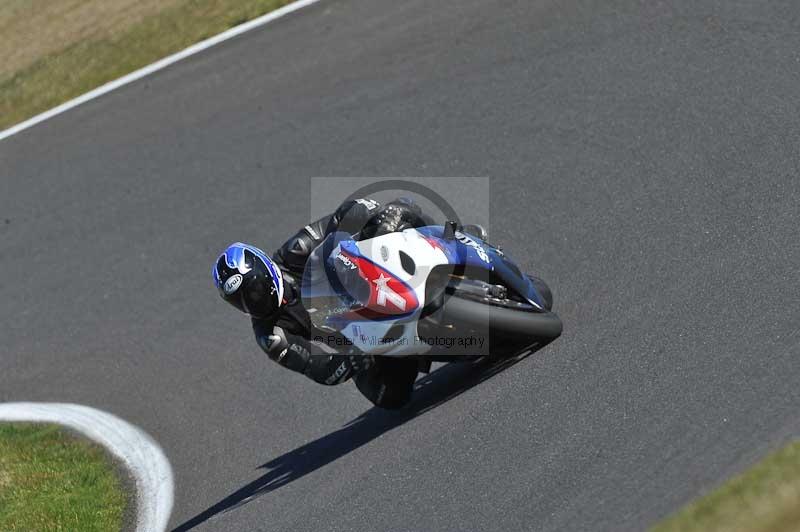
[212,198,436,409]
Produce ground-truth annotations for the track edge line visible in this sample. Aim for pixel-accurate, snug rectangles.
[0,0,325,142]
[0,402,175,532]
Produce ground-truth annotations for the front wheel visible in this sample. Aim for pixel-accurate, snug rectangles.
[440,293,563,342]
[528,275,553,311]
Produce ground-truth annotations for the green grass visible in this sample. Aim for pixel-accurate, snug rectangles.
[652,441,800,532]
[0,0,295,130]
[0,423,127,532]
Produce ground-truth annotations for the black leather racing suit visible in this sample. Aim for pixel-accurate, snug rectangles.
[252,198,434,409]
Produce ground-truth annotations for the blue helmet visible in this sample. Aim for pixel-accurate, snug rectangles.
[213,242,284,318]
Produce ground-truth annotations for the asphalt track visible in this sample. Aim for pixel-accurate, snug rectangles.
[2,1,799,530]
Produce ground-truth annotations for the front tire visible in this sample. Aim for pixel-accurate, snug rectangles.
[440,293,563,341]
[528,275,553,311]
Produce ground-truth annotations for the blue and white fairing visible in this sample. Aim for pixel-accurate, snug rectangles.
[301,226,545,356]
[414,226,546,309]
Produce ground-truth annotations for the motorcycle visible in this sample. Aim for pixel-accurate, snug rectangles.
[301,221,562,370]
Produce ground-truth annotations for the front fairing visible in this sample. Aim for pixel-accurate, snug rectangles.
[301,231,436,354]
[414,226,546,310]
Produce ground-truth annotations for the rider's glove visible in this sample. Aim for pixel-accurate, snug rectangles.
[361,199,426,239]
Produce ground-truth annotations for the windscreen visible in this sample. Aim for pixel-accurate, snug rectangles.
[300,232,371,331]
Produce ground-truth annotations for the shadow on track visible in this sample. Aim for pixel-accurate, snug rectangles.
[172,346,544,531]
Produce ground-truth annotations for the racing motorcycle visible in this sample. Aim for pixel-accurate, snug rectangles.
[301,221,562,370]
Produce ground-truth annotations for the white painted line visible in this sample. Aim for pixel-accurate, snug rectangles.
[0,402,174,532]
[0,0,324,142]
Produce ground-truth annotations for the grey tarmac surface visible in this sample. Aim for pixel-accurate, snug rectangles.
[2,0,799,530]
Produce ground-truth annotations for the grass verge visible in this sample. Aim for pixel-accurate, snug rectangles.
[0,422,128,532]
[652,441,800,532]
[0,0,296,130]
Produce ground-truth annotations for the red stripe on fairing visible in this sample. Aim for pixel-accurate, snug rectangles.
[340,251,419,318]
[423,235,447,254]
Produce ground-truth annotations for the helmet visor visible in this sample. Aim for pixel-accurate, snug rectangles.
[242,272,278,318]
